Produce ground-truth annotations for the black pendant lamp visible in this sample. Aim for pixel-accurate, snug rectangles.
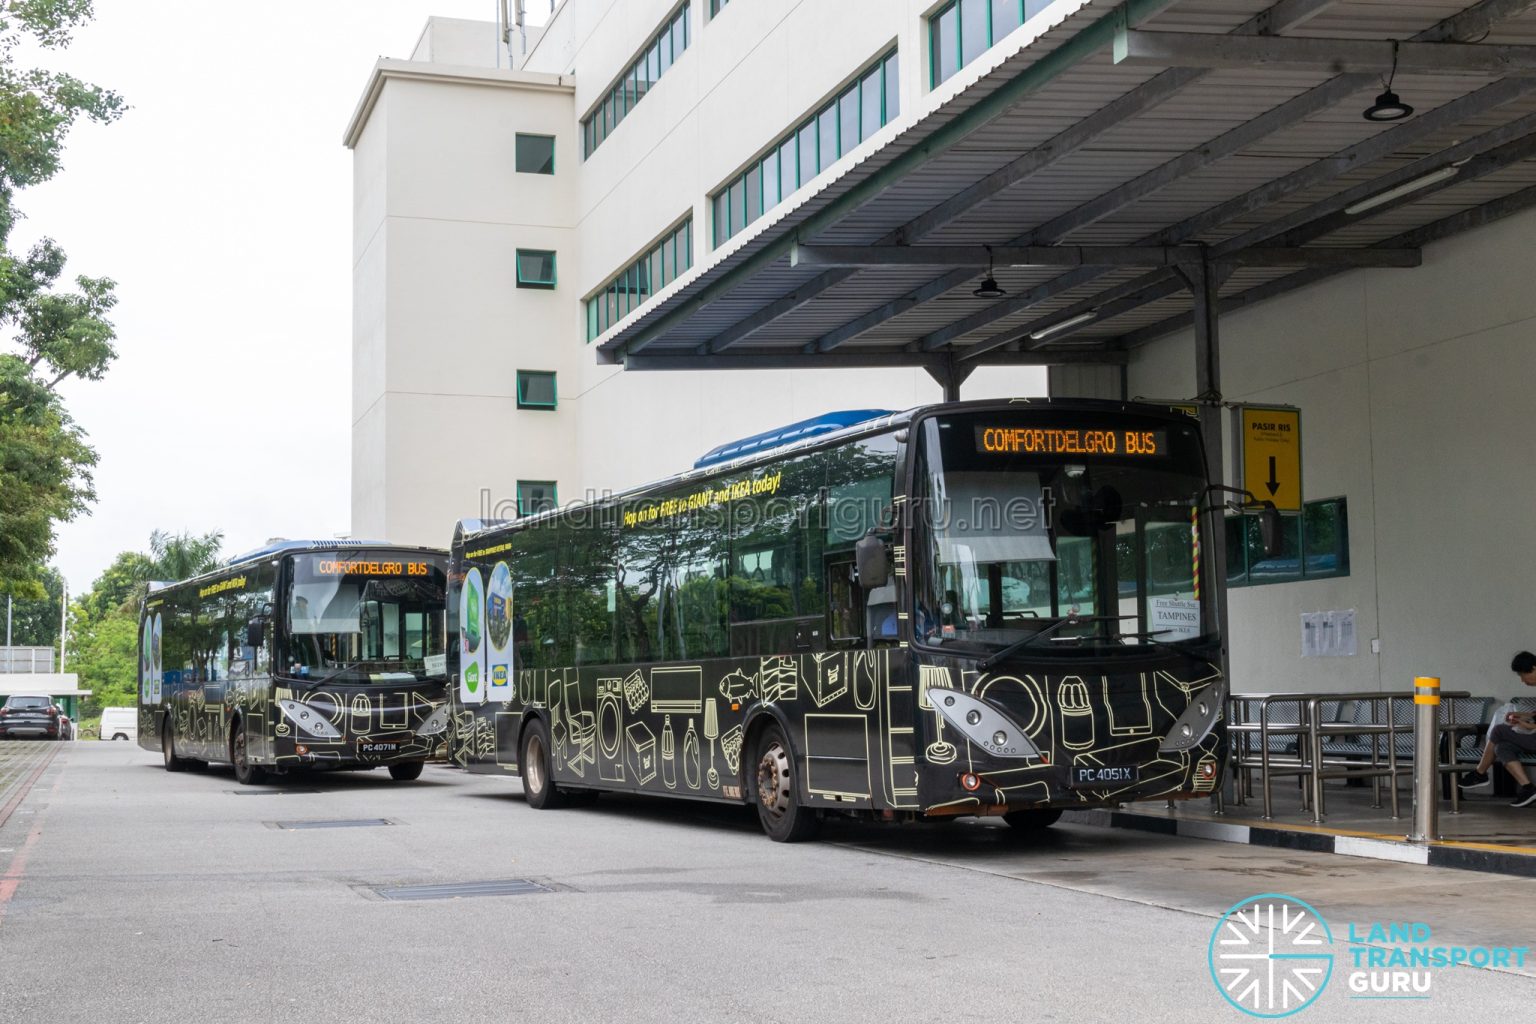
[973,245,1005,298]
[1364,40,1414,122]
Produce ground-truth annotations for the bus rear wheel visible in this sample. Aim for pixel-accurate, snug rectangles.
[162,725,188,773]
[753,725,818,843]
[520,718,565,809]
[230,722,268,786]
[388,760,425,782]
[1003,808,1062,831]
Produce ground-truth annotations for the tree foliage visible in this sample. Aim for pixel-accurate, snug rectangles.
[3,562,60,645]
[0,0,123,595]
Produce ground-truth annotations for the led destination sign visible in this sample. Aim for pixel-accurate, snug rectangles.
[314,560,432,577]
[975,425,1168,457]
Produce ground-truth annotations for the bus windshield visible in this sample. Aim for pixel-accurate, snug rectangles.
[913,410,1212,654]
[284,553,447,683]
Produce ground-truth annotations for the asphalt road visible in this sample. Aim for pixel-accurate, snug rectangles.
[0,742,1528,1022]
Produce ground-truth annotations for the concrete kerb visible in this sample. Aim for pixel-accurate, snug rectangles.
[1064,806,1536,877]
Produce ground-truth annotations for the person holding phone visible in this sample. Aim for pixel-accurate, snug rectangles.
[1459,651,1536,806]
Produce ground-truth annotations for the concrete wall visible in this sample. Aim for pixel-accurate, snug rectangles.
[352,5,1046,549]
[1129,205,1536,699]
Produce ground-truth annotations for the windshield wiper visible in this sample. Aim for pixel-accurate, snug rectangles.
[979,614,1134,669]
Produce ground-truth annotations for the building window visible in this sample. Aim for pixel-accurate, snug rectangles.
[1226,497,1350,587]
[581,2,691,159]
[708,0,729,15]
[710,47,899,248]
[929,0,1050,87]
[518,480,558,517]
[516,371,557,410]
[515,133,556,174]
[516,249,557,289]
[586,217,693,340]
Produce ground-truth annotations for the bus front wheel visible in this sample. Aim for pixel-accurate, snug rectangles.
[230,721,268,786]
[753,725,819,843]
[388,760,425,782]
[520,718,565,809]
[1003,808,1062,831]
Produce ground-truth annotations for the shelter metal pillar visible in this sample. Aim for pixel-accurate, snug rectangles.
[1177,251,1233,684]
[926,357,976,403]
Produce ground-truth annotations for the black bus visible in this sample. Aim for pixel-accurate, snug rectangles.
[138,541,450,783]
[447,400,1231,840]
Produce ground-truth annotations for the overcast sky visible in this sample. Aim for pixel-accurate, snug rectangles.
[15,2,538,593]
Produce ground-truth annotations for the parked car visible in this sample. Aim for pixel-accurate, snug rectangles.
[98,707,138,742]
[0,694,67,740]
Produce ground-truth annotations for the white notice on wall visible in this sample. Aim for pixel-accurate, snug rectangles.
[1150,596,1201,641]
[1301,609,1357,657]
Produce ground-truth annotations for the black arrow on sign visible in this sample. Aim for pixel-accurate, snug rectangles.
[1266,456,1280,496]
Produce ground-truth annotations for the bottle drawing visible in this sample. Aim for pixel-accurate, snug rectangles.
[662,714,677,789]
[683,718,701,790]
[1060,679,1095,751]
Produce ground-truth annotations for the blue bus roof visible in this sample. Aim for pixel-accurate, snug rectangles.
[693,409,895,469]
[223,538,397,565]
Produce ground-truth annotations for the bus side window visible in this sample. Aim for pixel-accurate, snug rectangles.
[825,558,864,645]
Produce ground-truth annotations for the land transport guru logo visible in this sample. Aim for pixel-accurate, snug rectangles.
[1208,893,1530,1017]
[1208,894,1333,1017]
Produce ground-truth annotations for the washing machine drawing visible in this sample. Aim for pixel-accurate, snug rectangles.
[597,678,625,782]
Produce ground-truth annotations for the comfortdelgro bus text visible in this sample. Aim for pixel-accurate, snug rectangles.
[447,399,1227,841]
[138,541,451,783]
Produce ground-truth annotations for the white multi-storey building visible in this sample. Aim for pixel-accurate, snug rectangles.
[345,3,1043,545]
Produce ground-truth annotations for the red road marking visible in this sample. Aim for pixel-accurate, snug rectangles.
[0,746,62,925]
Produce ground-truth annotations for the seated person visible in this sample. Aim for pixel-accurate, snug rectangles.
[1459,651,1536,806]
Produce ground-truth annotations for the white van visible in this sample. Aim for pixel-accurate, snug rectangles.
[98,707,137,742]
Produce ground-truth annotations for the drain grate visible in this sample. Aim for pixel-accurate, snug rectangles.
[228,789,319,797]
[370,878,553,901]
[273,818,394,830]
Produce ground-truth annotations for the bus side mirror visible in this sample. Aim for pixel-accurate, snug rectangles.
[855,534,889,590]
[246,618,265,647]
[1258,502,1283,559]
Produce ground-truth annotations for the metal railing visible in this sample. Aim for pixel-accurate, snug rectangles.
[0,646,55,673]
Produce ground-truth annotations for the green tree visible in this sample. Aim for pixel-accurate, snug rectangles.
[3,563,61,646]
[0,0,124,594]
[147,529,223,583]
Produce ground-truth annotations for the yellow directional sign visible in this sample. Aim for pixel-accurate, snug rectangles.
[1240,406,1302,511]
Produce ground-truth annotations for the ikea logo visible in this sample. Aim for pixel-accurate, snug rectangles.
[491,664,509,688]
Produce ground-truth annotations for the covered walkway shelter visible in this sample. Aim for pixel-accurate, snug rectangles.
[592,0,1536,710]
[591,0,1536,844]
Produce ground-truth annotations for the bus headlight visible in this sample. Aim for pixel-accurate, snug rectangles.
[1159,680,1226,753]
[416,704,450,737]
[928,688,1040,760]
[278,699,341,740]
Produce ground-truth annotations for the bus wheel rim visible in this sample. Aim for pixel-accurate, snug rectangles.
[527,735,545,793]
[756,741,791,819]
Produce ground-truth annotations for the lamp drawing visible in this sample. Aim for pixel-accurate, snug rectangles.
[917,665,958,765]
[704,698,720,789]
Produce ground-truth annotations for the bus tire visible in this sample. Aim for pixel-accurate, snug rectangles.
[752,724,818,843]
[1002,808,1062,831]
[388,760,425,781]
[520,718,565,809]
[162,724,188,773]
[230,719,268,786]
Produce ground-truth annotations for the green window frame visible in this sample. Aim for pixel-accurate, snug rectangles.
[586,217,693,341]
[517,480,558,518]
[514,133,556,174]
[516,370,557,410]
[711,47,899,248]
[929,0,1050,87]
[581,3,691,160]
[516,249,557,289]
[1226,497,1350,588]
